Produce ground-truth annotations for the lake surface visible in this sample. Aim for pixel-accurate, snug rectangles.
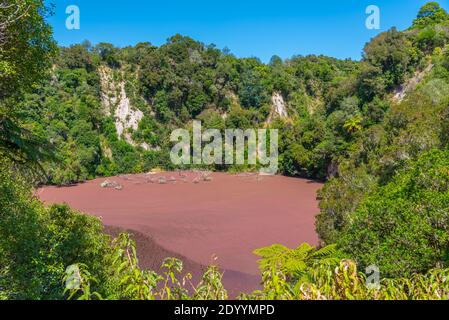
[38,172,322,296]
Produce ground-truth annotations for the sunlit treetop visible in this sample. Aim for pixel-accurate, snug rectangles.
[413,1,449,28]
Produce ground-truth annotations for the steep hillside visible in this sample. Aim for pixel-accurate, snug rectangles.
[316,3,449,276]
[20,4,449,188]
[98,66,149,150]
[22,37,359,184]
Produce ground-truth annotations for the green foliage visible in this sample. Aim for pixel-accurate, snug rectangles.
[59,44,96,72]
[17,34,364,182]
[1,160,229,301]
[0,0,57,100]
[245,244,449,300]
[343,115,363,134]
[296,260,449,300]
[362,28,418,92]
[413,2,449,28]
[64,233,228,300]
[67,238,449,301]
[317,71,449,244]
[0,158,111,299]
[338,150,449,277]
[4,1,448,185]
[0,0,57,168]
[21,63,104,184]
[95,43,121,68]
[254,243,342,286]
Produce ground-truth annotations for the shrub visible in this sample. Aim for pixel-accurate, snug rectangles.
[0,158,111,299]
[338,149,449,277]
[244,243,449,300]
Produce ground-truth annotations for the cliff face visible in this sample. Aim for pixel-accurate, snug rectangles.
[266,92,288,124]
[98,66,149,150]
[393,62,434,103]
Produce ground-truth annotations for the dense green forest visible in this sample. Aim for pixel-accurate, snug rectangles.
[16,3,449,184]
[21,34,360,183]
[2,0,449,299]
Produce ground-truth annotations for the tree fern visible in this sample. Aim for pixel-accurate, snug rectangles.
[254,243,342,287]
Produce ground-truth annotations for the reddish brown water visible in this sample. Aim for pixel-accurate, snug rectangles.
[38,172,322,297]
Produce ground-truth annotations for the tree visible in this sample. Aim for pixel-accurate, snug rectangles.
[60,44,95,72]
[269,55,283,67]
[362,28,415,91]
[339,150,449,277]
[0,0,57,168]
[95,43,120,68]
[413,2,449,27]
[238,58,270,108]
[254,243,341,286]
[0,0,56,100]
[343,115,363,134]
[0,158,111,299]
[0,0,31,46]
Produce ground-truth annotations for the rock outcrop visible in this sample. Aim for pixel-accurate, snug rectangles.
[393,63,434,103]
[98,66,149,150]
[267,92,288,124]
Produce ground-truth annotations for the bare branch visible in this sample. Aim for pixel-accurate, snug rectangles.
[0,2,31,47]
[1,4,30,28]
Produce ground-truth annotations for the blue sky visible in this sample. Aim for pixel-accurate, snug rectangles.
[47,0,449,62]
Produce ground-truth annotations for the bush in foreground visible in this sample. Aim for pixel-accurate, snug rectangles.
[66,240,449,300]
[338,149,449,278]
[0,158,112,299]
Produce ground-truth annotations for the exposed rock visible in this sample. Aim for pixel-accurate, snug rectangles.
[267,92,288,124]
[200,171,213,182]
[98,66,117,116]
[327,161,339,179]
[148,168,164,174]
[114,82,144,146]
[393,63,434,103]
[158,176,167,184]
[98,66,150,151]
[100,180,123,190]
[226,91,240,109]
[169,176,177,183]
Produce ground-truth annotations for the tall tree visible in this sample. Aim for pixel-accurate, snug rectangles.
[413,2,449,27]
[0,0,57,167]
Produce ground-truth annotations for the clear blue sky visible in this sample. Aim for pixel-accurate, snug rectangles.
[46,0,449,62]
